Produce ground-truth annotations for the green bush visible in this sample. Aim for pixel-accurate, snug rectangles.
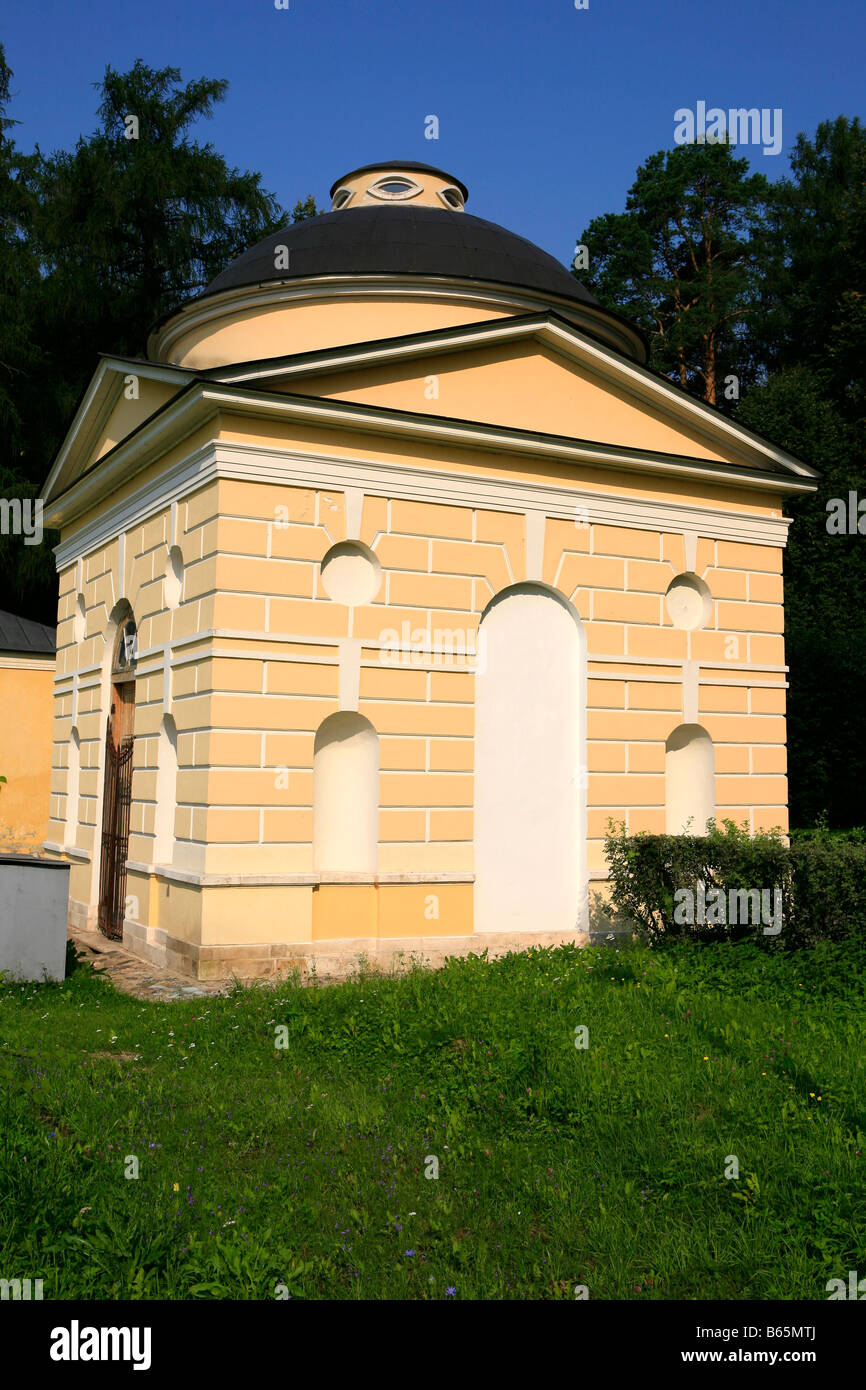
[788,837,866,945]
[603,819,866,949]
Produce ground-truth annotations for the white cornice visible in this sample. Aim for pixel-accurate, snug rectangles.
[125,860,474,887]
[0,654,55,670]
[51,436,793,572]
[42,377,815,539]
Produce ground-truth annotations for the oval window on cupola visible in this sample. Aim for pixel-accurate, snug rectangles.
[438,186,465,210]
[331,187,354,209]
[368,176,422,201]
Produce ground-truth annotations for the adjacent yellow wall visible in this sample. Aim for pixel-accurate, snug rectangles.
[0,660,55,852]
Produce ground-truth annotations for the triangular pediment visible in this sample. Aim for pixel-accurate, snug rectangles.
[42,312,818,528]
[41,357,193,508]
[205,313,818,479]
[289,338,752,465]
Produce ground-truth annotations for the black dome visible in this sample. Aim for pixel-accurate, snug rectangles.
[201,205,599,310]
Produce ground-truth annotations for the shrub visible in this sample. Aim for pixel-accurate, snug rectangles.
[603,818,866,949]
[787,837,866,945]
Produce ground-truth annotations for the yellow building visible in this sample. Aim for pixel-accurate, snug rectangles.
[0,610,55,853]
[40,160,819,979]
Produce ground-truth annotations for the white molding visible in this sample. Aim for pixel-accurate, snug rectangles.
[588,653,787,672]
[683,531,698,571]
[147,276,644,364]
[0,655,55,671]
[50,435,795,572]
[524,511,545,580]
[52,630,789,682]
[343,486,364,539]
[42,841,91,861]
[338,637,362,710]
[588,670,787,688]
[117,530,126,602]
[124,860,474,888]
[683,659,699,723]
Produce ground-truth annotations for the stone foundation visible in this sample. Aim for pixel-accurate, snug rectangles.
[121,914,590,984]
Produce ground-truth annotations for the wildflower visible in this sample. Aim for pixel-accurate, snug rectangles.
[445,1286,456,1297]
[405,1249,415,1257]
[173,1183,180,1192]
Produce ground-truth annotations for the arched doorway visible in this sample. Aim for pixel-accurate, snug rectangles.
[97,610,138,939]
[474,583,586,934]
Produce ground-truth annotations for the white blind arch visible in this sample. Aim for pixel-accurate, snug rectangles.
[313,713,379,874]
[665,723,715,834]
[474,583,586,934]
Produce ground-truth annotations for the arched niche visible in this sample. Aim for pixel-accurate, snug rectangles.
[65,726,81,848]
[154,713,178,864]
[665,723,715,834]
[164,546,184,609]
[313,712,379,874]
[474,582,586,934]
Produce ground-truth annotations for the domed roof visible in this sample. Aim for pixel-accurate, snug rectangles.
[201,205,599,311]
[150,163,647,366]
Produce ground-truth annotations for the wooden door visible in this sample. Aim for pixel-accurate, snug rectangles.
[97,681,136,940]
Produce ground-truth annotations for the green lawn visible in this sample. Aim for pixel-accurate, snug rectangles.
[1,937,863,1299]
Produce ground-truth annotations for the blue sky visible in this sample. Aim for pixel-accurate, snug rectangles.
[3,0,864,266]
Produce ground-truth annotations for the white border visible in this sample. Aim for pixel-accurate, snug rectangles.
[51,437,794,572]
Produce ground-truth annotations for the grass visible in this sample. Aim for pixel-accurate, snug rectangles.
[0,936,864,1300]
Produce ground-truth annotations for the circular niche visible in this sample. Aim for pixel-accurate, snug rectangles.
[320,541,382,607]
[664,572,712,630]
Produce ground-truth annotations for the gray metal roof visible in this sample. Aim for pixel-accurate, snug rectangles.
[0,610,56,655]
[202,205,600,312]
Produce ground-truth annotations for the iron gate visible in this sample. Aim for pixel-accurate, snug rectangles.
[97,723,135,940]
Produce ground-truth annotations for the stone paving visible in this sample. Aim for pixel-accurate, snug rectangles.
[68,927,228,1002]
